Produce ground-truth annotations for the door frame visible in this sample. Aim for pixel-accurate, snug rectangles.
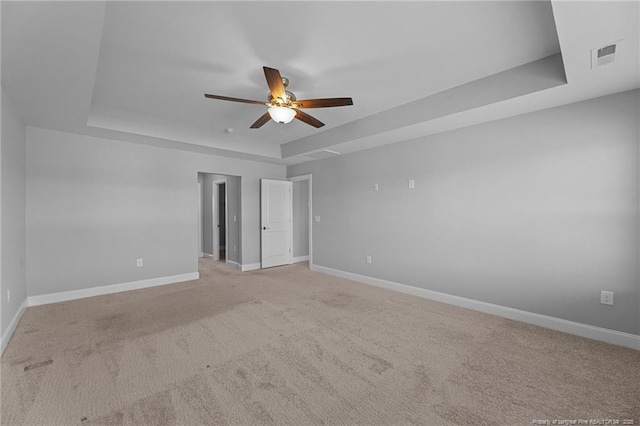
[198,178,203,257]
[211,178,228,262]
[288,174,312,267]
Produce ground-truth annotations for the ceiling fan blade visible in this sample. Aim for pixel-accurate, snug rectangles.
[294,109,325,128]
[204,94,266,106]
[293,98,353,109]
[250,112,271,129]
[263,66,286,102]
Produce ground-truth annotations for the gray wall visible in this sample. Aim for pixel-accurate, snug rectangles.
[288,89,640,335]
[1,87,27,339]
[292,180,309,258]
[26,127,284,297]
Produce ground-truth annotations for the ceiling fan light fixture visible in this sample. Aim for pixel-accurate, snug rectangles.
[205,66,352,129]
[268,106,296,124]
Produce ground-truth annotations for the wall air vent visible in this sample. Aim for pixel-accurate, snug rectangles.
[591,40,623,69]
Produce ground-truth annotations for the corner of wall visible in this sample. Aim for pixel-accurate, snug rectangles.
[636,89,640,336]
[0,298,27,355]
[1,86,28,353]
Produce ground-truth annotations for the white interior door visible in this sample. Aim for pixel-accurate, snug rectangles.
[261,179,293,268]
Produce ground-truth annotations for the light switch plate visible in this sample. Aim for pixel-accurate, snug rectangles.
[315,215,321,223]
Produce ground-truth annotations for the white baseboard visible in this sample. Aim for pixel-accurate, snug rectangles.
[311,264,640,350]
[293,255,309,263]
[202,253,215,260]
[227,260,241,271]
[215,259,258,272]
[1,298,28,355]
[241,263,261,272]
[28,272,200,307]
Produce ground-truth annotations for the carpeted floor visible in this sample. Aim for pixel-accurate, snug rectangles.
[1,259,639,425]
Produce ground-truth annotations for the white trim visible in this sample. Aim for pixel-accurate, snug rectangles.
[226,260,241,271]
[28,272,199,307]
[202,253,215,260]
[198,179,203,257]
[293,255,309,263]
[241,263,261,272]
[288,174,312,267]
[1,298,28,355]
[211,181,219,261]
[310,264,640,350]
[287,175,311,183]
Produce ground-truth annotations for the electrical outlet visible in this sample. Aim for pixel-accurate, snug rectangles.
[7,289,10,302]
[408,179,415,189]
[366,256,372,264]
[315,215,321,223]
[373,183,379,191]
[600,291,614,306]
[233,215,237,222]
[136,258,143,268]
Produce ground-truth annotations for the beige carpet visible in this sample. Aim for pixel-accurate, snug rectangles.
[1,259,639,425]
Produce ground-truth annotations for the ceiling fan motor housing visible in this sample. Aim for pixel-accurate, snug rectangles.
[269,89,296,106]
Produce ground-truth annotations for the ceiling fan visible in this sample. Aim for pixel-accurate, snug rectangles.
[204,66,353,129]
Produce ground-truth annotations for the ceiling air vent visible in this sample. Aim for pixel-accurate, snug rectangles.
[305,149,340,160]
[591,40,623,69]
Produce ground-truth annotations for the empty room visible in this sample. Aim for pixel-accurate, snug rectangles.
[1,1,639,425]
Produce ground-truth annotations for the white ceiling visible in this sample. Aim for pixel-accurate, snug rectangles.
[2,1,639,165]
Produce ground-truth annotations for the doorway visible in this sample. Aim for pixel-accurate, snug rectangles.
[288,174,312,268]
[217,182,226,261]
[210,178,226,262]
[198,173,241,267]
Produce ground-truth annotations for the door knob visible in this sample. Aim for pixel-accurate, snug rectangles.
[263,226,269,230]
